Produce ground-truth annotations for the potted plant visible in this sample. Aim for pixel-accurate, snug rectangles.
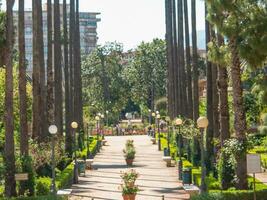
[121,185,139,200]
[123,140,136,166]
[123,147,136,166]
[121,169,139,187]
[120,170,139,200]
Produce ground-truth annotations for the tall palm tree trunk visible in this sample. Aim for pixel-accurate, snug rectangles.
[75,0,83,129]
[217,35,230,145]
[229,37,248,190]
[205,8,214,174]
[19,0,28,157]
[4,0,16,197]
[54,0,63,135]
[47,0,54,126]
[183,0,193,119]
[172,0,179,116]
[177,0,187,116]
[63,0,72,157]
[165,0,175,119]
[191,0,199,121]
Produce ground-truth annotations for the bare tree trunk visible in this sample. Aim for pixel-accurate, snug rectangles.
[191,0,199,121]
[165,0,175,119]
[19,0,28,156]
[229,37,248,190]
[63,0,72,157]
[47,0,54,126]
[184,0,193,119]
[217,35,230,145]
[172,0,179,116]
[75,0,83,129]
[54,0,63,135]
[32,0,40,140]
[177,0,188,116]
[4,0,16,196]
[205,8,214,173]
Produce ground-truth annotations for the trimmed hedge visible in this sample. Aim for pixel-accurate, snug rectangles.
[0,195,67,200]
[191,190,267,200]
[36,137,99,196]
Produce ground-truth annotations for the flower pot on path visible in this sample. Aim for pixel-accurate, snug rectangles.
[122,194,136,200]
[126,159,134,166]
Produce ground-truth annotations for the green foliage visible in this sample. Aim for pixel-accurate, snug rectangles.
[19,156,35,196]
[217,150,235,190]
[0,195,67,200]
[0,11,6,48]
[82,42,130,120]
[244,93,261,126]
[124,39,167,108]
[207,0,267,68]
[0,69,32,152]
[35,178,50,196]
[191,190,267,200]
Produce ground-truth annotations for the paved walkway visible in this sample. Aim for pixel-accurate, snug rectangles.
[69,135,189,200]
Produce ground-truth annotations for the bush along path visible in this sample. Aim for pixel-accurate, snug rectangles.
[69,135,189,200]
[33,137,101,198]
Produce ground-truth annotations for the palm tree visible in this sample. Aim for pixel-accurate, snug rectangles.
[183,0,193,119]
[172,0,178,116]
[63,0,72,156]
[191,0,199,121]
[74,0,84,130]
[47,0,54,126]
[54,0,63,135]
[205,6,214,174]
[19,0,28,157]
[4,0,16,196]
[165,0,175,118]
[32,0,46,141]
[177,0,187,116]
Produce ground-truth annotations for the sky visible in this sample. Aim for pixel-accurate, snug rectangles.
[2,0,205,51]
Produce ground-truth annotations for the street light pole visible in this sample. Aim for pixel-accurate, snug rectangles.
[148,109,152,125]
[152,112,156,138]
[197,117,209,193]
[175,118,183,180]
[71,121,79,184]
[49,125,58,195]
[156,114,161,151]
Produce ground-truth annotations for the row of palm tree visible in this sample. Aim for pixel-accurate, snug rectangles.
[165,0,267,191]
[3,0,83,197]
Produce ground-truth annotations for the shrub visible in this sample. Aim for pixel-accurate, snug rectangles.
[19,156,35,196]
[35,177,51,196]
[191,190,267,200]
[56,163,74,189]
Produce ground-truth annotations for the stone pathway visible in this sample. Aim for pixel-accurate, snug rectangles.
[69,135,189,200]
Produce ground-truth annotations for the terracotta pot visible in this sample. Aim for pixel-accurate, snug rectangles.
[126,159,133,166]
[122,194,136,200]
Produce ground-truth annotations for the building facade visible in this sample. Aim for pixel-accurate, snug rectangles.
[13,4,101,74]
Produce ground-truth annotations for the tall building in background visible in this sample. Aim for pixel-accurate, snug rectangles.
[13,4,101,74]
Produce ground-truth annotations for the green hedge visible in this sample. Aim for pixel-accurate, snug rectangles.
[36,138,99,196]
[191,190,267,200]
[0,195,67,200]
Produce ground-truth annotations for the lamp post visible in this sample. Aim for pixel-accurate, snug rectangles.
[175,118,183,180]
[148,109,152,125]
[166,116,171,155]
[95,116,100,140]
[152,112,156,138]
[71,121,79,184]
[49,125,58,195]
[106,110,109,127]
[101,114,105,139]
[86,123,91,158]
[197,116,209,193]
[156,114,161,151]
